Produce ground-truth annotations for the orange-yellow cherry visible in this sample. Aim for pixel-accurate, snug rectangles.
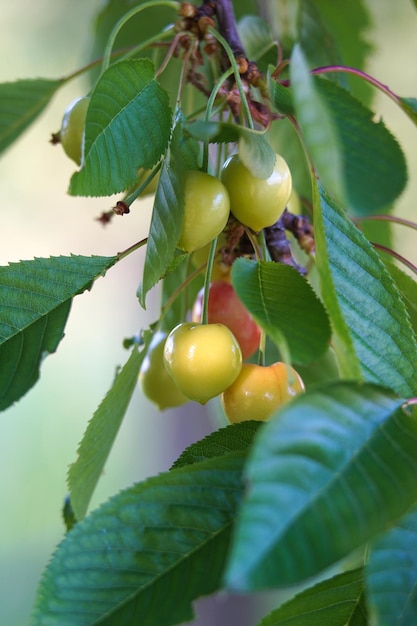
[221,362,304,423]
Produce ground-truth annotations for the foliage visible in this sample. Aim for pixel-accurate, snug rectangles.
[1,1,417,625]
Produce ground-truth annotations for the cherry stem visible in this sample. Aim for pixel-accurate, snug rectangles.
[371,242,417,276]
[101,0,180,73]
[207,26,254,129]
[123,162,162,206]
[116,237,148,262]
[202,65,234,171]
[310,65,401,105]
[354,214,417,232]
[159,263,205,323]
[201,237,219,325]
[156,31,184,78]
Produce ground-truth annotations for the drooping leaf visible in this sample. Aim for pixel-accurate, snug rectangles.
[31,452,246,626]
[314,183,417,396]
[225,382,417,590]
[68,341,150,521]
[172,421,261,469]
[231,259,331,365]
[257,568,367,626]
[0,255,116,411]
[186,120,276,178]
[69,59,172,197]
[366,503,417,626]
[316,78,407,215]
[0,78,64,155]
[139,115,200,307]
[290,44,345,202]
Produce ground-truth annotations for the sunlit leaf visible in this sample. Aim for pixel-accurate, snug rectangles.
[225,383,417,590]
[0,78,64,154]
[0,255,116,411]
[31,452,246,626]
[70,59,171,197]
[232,259,331,365]
[68,342,150,520]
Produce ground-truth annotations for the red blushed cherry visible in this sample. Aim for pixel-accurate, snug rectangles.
[191,281,261,360]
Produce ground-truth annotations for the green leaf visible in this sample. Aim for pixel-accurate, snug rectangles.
[90,2,191,103]
[316,79,407,215]
[238,131,276,179]
[70,59,171,197]
[314,184,417,396]
[62,495,77,533]
[231,259,331,365]
[268,77,295,116]
[186,120,276,178]
[294,346,340,388]
[290,45,345,202]
[314,0,373,102]
[0,255,116,411]
[257,568,367,626]
[31,452,246,626]
[383,261,417,338]
[298,0,346,87]
[367,504,417,626]
[68,342,149,521]
[399,97,417,125]
[238,16,276,71]
[225,382,417,590]
[172,421,261,469]
[139,115,200,307]
[0,78,64,154]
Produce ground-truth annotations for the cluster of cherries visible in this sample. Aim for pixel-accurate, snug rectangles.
[55,96,305,424]
[140,151,305,423]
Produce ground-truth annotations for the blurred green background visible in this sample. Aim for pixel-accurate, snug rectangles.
[0,1,416,625]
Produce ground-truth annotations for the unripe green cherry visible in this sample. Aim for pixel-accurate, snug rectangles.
[221,153,292,231]
[163,322,242,404]
[177,171,230,252]
[139,331,188,410]
[59,96,89,165]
